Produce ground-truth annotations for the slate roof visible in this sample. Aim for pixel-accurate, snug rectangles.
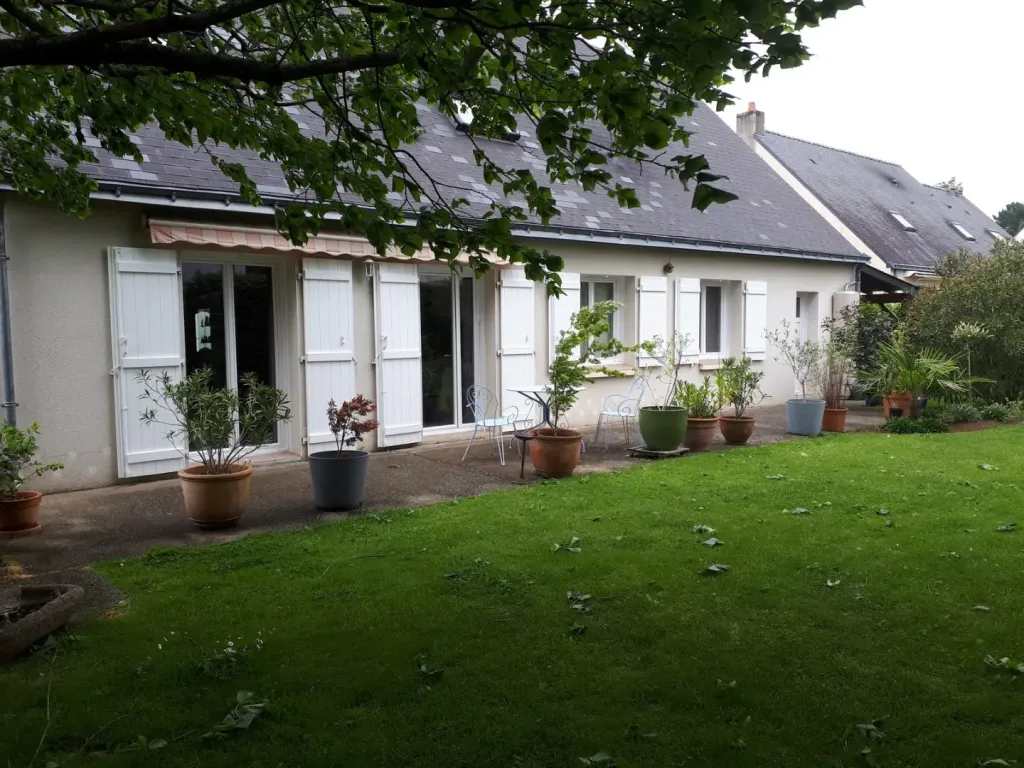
[75,102,864,262]
[756,131,1008,271]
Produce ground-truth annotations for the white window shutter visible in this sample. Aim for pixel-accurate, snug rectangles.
[499,267,537,422]
[548,272,581,361]
[302,258,357,454]
[743,280,768,361]
[108,247,187,479]
[374,263,423,447]
[675,277,701,362]
[636,276,668,367]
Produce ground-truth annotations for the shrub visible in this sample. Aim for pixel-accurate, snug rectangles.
[945,401,982,424]
[831,303,897,382]
[0,422,63,498]
[980,402,1011,422]
[1008,400,1024,422]
[903,240,1024,399]
[676,376,723,419]
[715,357,767,418]
[883,415,948,434]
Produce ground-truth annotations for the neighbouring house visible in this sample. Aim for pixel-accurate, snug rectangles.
[735,103,1009,295]
[0,100,868,492]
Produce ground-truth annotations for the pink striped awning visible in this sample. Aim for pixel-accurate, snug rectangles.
[147,219,505,266]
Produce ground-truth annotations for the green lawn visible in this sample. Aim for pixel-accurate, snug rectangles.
[5,430,1024,767]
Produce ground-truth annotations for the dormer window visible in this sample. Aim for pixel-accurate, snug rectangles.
[890,212,916,232]
[951,222,976,241]
[453,100,473,132]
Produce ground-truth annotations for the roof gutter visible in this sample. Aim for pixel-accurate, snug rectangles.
[82,182,865,264]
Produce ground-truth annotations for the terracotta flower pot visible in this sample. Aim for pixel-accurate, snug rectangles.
[683,418,718,452]
[528,428,582,478]
[178,464,253,528]
[719,416,755,445]
[0,490,43,538]
[883,391,913,418]
[822,407,848,433]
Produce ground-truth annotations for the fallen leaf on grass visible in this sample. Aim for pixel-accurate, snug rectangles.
[997,523,1017,533]
[850,718,887,742]
[973,605,991,612]
[691,524,715,534]
[554,536,583,553]
[983,655,1024,674]
[979,464,998,471]
[825,579,841,588]
[876,509,889,516]
[579,752,617,766]
[702,537,724,548]
[569,623,587,637]
[717,679,737,689]
[790,507,810,516]
[765,474,786,480]
[567,591,594,614]
[705,563,731,575]
[977,759,1018,766]
[415,655,444,682]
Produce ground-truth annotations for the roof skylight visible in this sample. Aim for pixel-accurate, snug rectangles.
[951,222,976,241]
[889,212,916,232]
[988,230,1005,241]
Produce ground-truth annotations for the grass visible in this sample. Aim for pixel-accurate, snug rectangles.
[4,429,1024,766]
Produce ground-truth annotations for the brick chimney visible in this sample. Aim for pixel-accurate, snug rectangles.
[736,102,765,149]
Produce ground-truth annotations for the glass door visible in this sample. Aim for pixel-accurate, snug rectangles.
[181,260,280,449]
[418,271,478,430]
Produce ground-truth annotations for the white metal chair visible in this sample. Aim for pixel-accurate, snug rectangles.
[462,385,519,465]
[594,378,647,449]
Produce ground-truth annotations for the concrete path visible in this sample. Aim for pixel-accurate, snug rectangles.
[2,402,883,578]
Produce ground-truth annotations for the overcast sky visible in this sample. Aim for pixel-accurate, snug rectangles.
[716,0,1022,218]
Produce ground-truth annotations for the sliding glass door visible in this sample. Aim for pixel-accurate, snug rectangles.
[418,271,479,430]
[181,260,281,449]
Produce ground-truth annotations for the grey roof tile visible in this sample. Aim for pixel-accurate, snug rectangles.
[757,131,1008,270]
[75,102,862,260]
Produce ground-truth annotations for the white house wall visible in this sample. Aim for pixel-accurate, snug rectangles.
[2,195,857,491]
[522,240,856,425]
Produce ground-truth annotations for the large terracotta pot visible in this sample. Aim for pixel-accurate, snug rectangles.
[822,407,848,433]
[719,416,755,445]
[529,428,582,478]
[178,464,253,528]
[684,418,718,452]
[637,406,688,451]
[0,490,43,538]
[883,391,913,418]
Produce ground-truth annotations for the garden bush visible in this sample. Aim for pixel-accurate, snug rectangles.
[883,414,949,434]
[903,240,1024,399]
[945,401,982,424]
[980,402,1012,422]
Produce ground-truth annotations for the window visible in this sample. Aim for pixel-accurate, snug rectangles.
[951,222,976,241]
[580,279,616,357]
[890,212,917,232]
[702,284,724,356]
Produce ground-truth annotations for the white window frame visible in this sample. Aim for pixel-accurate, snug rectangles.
[580,276,623,364]
[951,222,976,241]
[700,281,728,359]
[180,252,291,456]
[889,211,917,232]
[418,265,485,434]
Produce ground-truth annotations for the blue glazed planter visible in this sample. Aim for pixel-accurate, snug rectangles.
[786,398,826,436]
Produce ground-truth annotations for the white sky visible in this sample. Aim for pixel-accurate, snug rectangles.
[717,0,1023,217]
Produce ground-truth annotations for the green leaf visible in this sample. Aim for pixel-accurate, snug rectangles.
[691,183,739,211]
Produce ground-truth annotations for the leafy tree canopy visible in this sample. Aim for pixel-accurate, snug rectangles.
[0,0,860,288]
[933,177,963,196]
[995,202,1024,238]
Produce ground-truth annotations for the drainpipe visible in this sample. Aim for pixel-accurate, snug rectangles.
[0,197,17,425]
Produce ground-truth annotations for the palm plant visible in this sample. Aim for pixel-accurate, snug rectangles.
[860,336,966,419]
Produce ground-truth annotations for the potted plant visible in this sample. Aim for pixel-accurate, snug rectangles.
[633,332,695,451]
[860,334,967,420]
[531,300,625,478]
[0,422,62,538]
[816,324,854,432]
[715,357,766,445]
[139,368,290,528]
[676,376,723,452]
[765,320,826,436]
[309,396,379,511]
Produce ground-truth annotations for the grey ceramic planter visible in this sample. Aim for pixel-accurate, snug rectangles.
[308,450,370,511]
[786,398,826,436]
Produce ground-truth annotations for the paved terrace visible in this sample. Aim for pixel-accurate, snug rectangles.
[3,402,883,581]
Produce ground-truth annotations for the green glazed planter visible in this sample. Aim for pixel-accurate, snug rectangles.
[637,406,688,451]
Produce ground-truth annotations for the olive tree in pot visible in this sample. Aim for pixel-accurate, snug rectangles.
[676,376,724,452]
[139,368,290,528]
[0,423,62,538]
[815,330,854,432]
[715,357,766,445]
[309,396,379,511]
[633,332,695,451]
[532,300,624,478]
[765,320,826,436]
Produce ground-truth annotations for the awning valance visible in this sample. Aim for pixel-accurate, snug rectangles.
[147,219,505,266]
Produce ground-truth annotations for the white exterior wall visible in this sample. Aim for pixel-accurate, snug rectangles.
[522,240,856,426]
[2,196,857,491]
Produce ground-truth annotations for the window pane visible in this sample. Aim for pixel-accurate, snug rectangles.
[580,281,589,309]
[182,263,227,387]
[459,278,476,425]
[420,274,455,428]
[594,281,614,303]
[704,286,722,354]
[233,265,276,445]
